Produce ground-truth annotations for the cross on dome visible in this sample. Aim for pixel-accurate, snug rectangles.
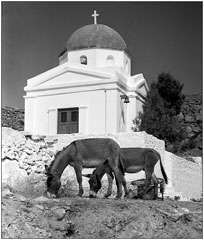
[92,10,99,24]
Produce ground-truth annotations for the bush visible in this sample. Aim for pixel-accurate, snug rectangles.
[133,72,186,153]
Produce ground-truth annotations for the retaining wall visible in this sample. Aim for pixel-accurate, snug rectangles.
[164,151,202,201]
[2,127,202,201]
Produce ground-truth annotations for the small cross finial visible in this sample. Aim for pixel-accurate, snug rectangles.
[92,10,99,24]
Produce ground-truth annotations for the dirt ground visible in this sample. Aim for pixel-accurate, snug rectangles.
[2,185,203,239]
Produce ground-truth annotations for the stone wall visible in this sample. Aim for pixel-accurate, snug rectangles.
[2,128,165,177]
[2,127,202,201]
[2,107,24,131]
[178,93,202,154]
[164,151,202,201]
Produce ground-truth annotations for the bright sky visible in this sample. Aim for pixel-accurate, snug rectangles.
[2,1,202,108]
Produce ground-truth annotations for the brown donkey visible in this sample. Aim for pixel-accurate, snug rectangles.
[84,148,168,199]
[45,138,126,198]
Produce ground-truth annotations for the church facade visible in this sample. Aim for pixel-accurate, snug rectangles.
[24,12,148,135]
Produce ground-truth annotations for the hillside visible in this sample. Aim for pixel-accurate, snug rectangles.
[2,184,203,239]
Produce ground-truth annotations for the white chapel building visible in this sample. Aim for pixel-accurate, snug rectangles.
[24,11,149,135]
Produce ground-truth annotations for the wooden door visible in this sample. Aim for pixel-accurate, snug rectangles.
[57,108,79,134]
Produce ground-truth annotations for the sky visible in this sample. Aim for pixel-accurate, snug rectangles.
[2,1,202,109]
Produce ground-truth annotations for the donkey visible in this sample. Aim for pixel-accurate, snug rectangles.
[84,148,168,199]
[45,138,126,198]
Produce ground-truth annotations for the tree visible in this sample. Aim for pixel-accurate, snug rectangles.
[133,72,186,152]
[156,72,185,115]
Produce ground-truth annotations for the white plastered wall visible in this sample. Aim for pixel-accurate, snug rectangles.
[67,49,130,73]
[25,89,107,135]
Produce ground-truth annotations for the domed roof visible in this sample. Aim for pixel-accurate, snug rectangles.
[66,24,127,51]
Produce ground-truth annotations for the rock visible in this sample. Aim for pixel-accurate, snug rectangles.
[2,107,24,131]
[192,126,201,133]
[26,168,32,175]
[177,112,184,121]
[31,165,37,172]
[26,159,36,166]
[129,229,143,238]
[19,195,28,202]
[42,153,52,162]
[186,126,192,133]
[35,164,45,174]
[65,206,71,211]
[185,115,194,123]
[33,196,50,202]
[45,137,58,144]
[47,148,57,156]
[2,188,13,197]
[48,220,67,231]
[35,204,44,211]
[37,141,46,149]
[2,159,28,188]
[29,154,42,162]
[20,152,29,161]
[65,199,73,206]
[2,127,26,147]
[5,150,16,160]
[52,208,66,220]
[195,113,202,123]
[31,135,46,141]
[24,148,34,155]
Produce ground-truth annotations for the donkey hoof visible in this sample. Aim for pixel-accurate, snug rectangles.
[104,193,111,198]
[89,195,96,198]
[124,193,129,198]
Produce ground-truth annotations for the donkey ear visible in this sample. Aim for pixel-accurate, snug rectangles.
[82,174,91,178]
[45,164,49,171]
[45,164,50,175]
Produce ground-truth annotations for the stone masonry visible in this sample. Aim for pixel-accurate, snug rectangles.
[2,127,202,201]
[178,93,202,154]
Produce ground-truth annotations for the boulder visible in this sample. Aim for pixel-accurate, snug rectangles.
[185,115,194,123]
[2,159,28,188]
[2,127,26,147]
[33,196,50,202]
[52,208,66,220]
[2,188,13,197]
[5,150,16,160]
[48,220,67,231]
[192,126,201,134]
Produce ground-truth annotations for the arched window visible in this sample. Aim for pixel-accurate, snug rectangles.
[106,55,114,66]
[80,55,87,65]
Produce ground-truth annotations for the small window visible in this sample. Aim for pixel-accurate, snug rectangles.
[106,55,114,66]
[80,55,87,65]
[61,112,67,122]
[71,111,78,122]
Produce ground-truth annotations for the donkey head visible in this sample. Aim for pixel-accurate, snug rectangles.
[45,165,61,198]
[83,172,102,198]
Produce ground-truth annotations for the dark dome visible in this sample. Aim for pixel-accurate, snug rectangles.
[66,24,127,51]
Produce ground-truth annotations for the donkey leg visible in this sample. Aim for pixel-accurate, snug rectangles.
[143,168,153,199]
[74,164,84,197]
[112,167,123,198]
[104,172,114,198]
[151,172,159,200]
[121,174,128,197]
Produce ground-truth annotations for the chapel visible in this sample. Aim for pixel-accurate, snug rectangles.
[24,11,149,135]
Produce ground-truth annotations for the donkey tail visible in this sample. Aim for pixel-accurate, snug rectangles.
[159,157,168,184]
[119,152,125,176]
